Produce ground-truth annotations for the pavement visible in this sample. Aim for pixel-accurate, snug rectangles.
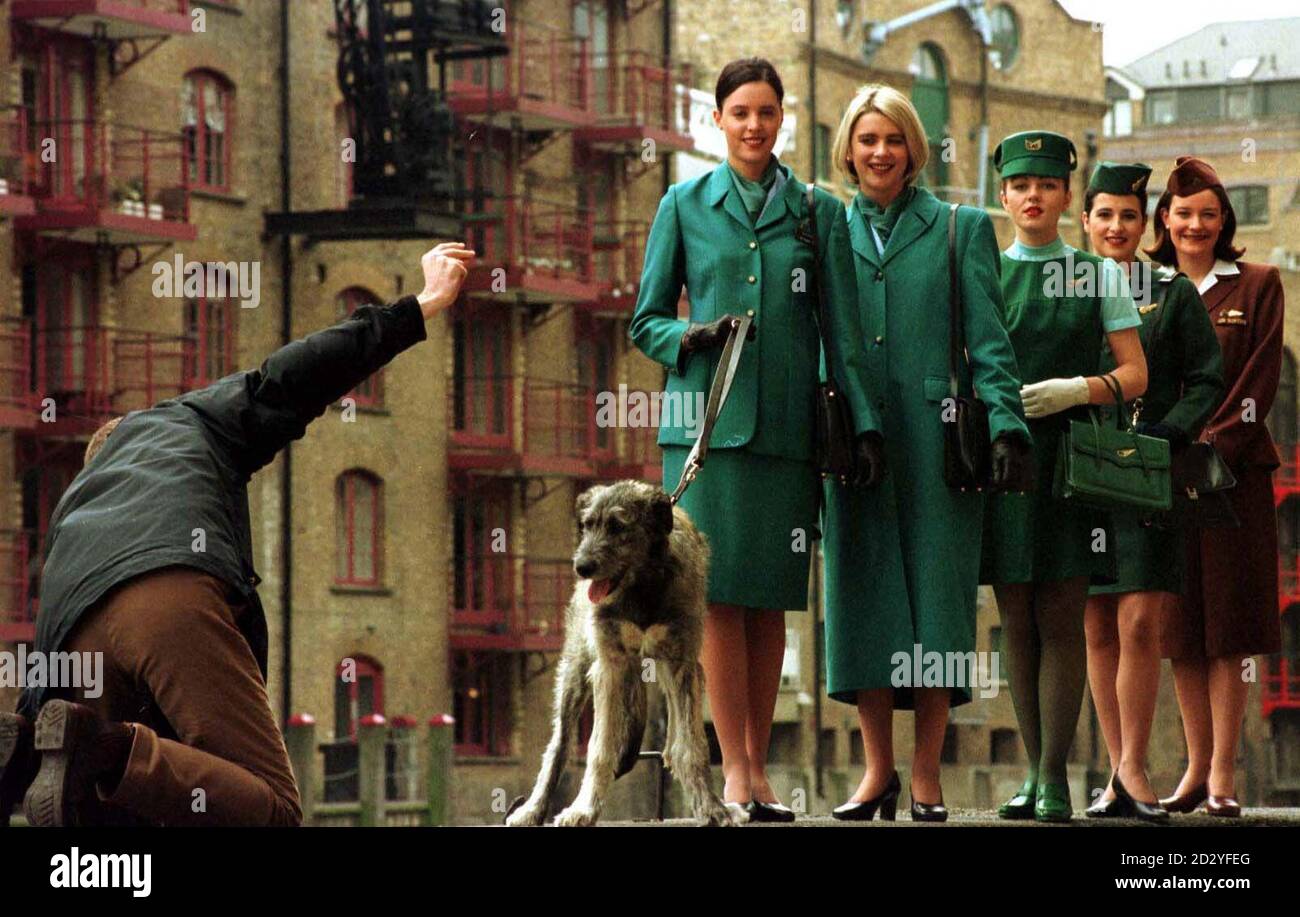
[597,807,1300,826]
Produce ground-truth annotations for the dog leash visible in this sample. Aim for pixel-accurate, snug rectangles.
[668,315,752,505]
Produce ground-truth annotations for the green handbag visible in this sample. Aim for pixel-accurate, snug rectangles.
[1053,374,1172,511]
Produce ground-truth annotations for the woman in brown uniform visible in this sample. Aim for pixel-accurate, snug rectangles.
[1147,156,1285,817]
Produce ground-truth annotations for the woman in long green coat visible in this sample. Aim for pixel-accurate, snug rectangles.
[628,59,881,821]
[821,85,1032,822]
[1079,162,1224,821]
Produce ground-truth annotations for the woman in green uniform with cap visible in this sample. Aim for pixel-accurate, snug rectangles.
[1080,162,1224,821]
[980,131,1148,822]
[629,58,882,821]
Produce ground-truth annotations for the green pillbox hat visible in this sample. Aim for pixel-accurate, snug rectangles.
[994,130,1077,179]
[1088,161,1152,199]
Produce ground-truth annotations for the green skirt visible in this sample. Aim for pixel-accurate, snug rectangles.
[1088,509,1183,595]
[979,417,1117,586]
[662,446,818,610]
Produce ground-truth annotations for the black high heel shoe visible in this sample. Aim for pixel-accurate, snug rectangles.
[1112,772,1169,822]
[744,799,796,823]
[909,782,948,822]
[832,770,900,821]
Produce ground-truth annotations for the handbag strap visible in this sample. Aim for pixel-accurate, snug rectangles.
[1100,371,1131,430]
[804,185,838,380]
[668,314,752,505]
[947,202,964,400]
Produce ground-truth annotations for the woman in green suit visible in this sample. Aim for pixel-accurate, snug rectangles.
[628,59,882,821]
[981,131,1148,822]
[821,85,1032,822]
[1080,162,1224,821]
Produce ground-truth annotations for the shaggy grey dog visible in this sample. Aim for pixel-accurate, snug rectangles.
[506,480,739,827]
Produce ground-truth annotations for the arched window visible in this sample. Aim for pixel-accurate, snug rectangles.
[989,4,1020,71]
[182,70,233,192]
[910,44,949,190]
[336,469,383,586]
[336,287,384,407]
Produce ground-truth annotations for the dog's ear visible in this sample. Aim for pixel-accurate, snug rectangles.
[652,490,674,538]
[575,487,594,523]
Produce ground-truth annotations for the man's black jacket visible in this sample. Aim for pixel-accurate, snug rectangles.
[17,295,427,719]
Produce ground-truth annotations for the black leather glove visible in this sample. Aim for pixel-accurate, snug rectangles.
[1136,421,1189,450]
[680,314,756,355]
[990,432,1034,492]
[852,431,885,488]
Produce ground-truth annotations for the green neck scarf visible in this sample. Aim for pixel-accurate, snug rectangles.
[855,185,916,248]
[727,157,780,224]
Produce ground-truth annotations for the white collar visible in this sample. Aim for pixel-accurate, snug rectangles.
[1196,259,1240,295]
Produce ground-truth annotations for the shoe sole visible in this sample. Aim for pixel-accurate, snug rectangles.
[0,713,34,824]
[24,701,95,828]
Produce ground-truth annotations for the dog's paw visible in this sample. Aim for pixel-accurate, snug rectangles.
[699,801,748,826]
[505,803,545,827]
[552,805,598,827]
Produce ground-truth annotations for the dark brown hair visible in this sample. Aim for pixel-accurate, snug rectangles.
[714,58,784,110]
[1143,185,1245,266]
[1083,187,1147,221]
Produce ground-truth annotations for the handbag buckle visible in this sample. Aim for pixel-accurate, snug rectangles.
[1186,486,1199,500]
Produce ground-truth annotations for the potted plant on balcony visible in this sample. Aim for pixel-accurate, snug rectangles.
[112,178,146,217]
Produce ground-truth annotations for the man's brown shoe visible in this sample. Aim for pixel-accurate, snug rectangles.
[23,700,133,827]
[0,712,37,826]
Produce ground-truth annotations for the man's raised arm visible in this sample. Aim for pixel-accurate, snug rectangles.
[179,242,473,479]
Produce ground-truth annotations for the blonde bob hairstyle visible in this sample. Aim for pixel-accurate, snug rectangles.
[831,83,929,186]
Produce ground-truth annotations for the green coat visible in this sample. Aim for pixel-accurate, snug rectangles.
[629,160,879,610]
[628,160,879,460]
[822,188,1029,707]
[1090,262,1224,595]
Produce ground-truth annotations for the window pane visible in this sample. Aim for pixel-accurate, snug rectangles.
[336,478,349,580]
[353,477,375,581]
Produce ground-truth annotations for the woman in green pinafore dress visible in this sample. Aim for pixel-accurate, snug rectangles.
[979,132,1148,823]
[1078,162,1224,820]
[628,59,881,820]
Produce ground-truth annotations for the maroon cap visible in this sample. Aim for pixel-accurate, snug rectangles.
[1166,156,1223,197]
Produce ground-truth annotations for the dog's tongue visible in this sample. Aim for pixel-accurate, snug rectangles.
[588,579,612,604]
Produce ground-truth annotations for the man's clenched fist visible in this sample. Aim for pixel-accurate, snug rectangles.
[416,242,475,318]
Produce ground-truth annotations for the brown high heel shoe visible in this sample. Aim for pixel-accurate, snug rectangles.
[1205,794,1241,818]
[1159,782,1208,814]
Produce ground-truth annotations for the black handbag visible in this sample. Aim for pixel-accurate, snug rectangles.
[804,186,857,482]
[1141,272,1240,528]
[940,202,992,490]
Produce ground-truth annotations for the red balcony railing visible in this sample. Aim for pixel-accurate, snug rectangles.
[1263,657,1300,717]
[0,318,33,427]
[20,119,193,242]
[449,553,568,651]
[0,106,35,216]
[37,324,112,417]
[1281,554,1300,613]
[447,19,591,129]
[449,373,514,450]
[112,329,200,412]
[590,219,648,310]
[523,379,612,472]
[1276,443,1300,491]
[593,52,691,131]
[468,196,596,301]
[0,528,39,643]
[10,0,193,40]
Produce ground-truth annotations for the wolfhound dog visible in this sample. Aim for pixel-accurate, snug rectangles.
[506,480,738,827]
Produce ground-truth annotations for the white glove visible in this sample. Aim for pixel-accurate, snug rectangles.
[1020,376,1089,419]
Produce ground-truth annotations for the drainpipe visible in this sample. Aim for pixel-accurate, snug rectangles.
[278,0,294,725]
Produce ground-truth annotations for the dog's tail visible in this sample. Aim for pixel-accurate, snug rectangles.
[613,683,647,780]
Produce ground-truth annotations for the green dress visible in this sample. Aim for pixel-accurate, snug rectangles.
[629,158,878,610]
[1089,262,1224,595]
[980,239,1142,585]
[822,189,1030,707]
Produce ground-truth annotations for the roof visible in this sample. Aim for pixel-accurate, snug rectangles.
[1120,18,1300,88]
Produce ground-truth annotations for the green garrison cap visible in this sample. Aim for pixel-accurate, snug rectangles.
[994,130,1078,179]
[1088,161,1152,199]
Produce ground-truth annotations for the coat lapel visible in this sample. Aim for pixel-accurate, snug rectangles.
[846,203,881,269]
[754,166,797,231]
[1201,273,1239,314]
[707,162,757,234]
[880,189,942,266]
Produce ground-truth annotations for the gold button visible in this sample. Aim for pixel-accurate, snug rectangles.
[747,275,756,283]
[746,309,755,317]
[875,336,884,345]
[749,241,757,249]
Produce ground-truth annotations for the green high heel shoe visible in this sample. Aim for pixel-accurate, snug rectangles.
[997,777,1037,820]
[1034,782,1073,823]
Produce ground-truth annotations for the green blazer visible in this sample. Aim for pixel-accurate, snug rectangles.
[629,160,878,462]
[1099,261,1224,440]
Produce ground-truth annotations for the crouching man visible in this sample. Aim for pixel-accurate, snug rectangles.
[0,242,472,826]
